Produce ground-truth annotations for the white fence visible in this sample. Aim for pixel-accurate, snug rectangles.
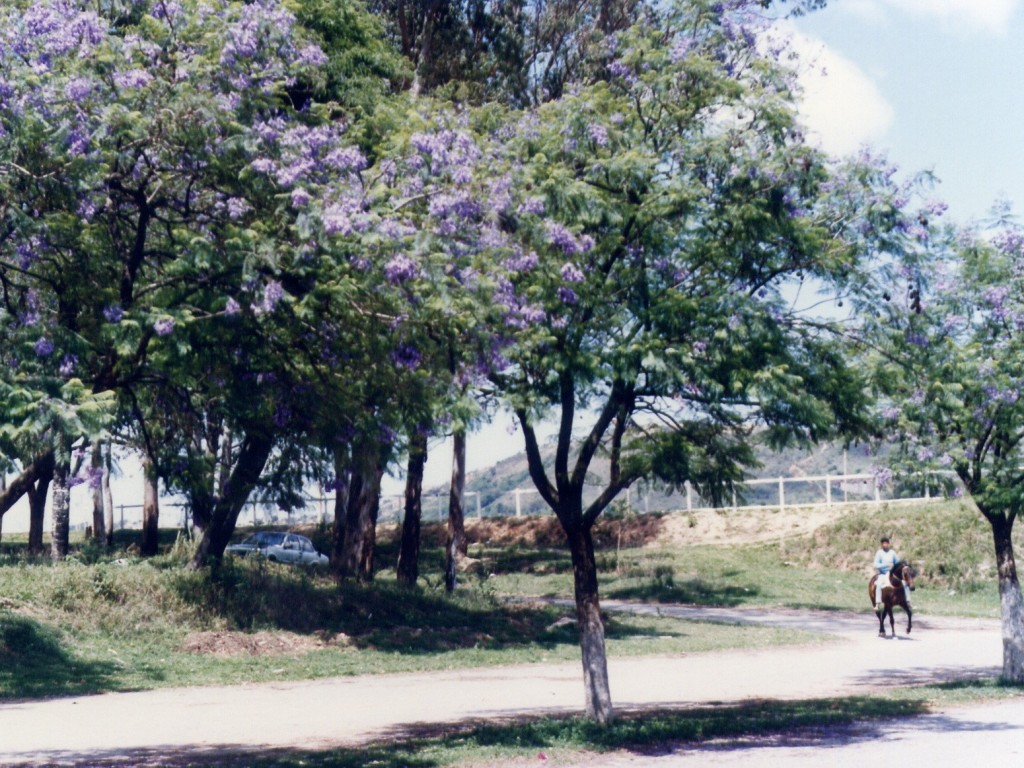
[98,469,950,531]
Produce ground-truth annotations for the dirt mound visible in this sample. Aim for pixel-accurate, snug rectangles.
[181,630,347,657]
[464,515,667,549]
[454,507,845,550]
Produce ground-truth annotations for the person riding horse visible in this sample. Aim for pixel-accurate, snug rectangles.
[873,536,911,612]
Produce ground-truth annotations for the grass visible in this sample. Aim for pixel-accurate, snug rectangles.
[50,681,1024,767]
[0,552,820,700]
[0,498,1015,703]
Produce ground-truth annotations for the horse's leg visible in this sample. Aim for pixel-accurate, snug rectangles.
[887,601,895,636]
[905,600,912,635]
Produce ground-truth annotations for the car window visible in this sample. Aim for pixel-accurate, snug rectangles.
[254,532,285,546]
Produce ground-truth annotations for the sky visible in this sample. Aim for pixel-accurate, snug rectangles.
[6,0,1023,529]
[789,0,1024,224]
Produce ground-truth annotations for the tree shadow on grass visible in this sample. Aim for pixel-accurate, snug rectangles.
[170,559,678,658]
[0,613,120,699]
[604,576,760,607]
[47,695,933,767]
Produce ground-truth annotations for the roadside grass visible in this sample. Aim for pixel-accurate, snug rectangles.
[0,554,818,700]
[0,498,1014,701]
[81,682,1024,767]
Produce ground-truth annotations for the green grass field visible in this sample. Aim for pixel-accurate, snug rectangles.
[1,499,1021,766]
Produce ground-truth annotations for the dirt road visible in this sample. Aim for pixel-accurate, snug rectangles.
[0,605,1011,766]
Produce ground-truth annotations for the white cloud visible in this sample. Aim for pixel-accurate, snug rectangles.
[784,29,895,156]
[849,0,1018,35]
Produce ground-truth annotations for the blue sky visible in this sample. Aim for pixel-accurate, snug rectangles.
[789,0,1024,224]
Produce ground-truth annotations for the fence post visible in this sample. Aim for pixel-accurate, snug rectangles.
[686,481,693,512]
[826,476,832,506]
[514,488,522,517]
[778,477,785,512]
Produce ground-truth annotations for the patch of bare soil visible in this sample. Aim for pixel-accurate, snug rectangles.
[180,630,348,657]
[456,506,848,550]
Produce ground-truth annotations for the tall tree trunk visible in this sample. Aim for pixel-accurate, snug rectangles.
[339,443,382,580]
[90,441,107,544]
[140,456,160,556]
[397,430,427,586]
[50,458,71,561]
[0,472,5,545]
[359,487,381,579]
[992,514,1024,681]
[102,445,114,546]
[445,428,467,592]
[331,444,352,581]
[565,515,614,724]
[189,432,274,568]
[27,471,52,555]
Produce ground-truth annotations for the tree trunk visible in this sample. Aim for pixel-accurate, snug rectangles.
[359,488,380,579]
[50,459,71,561]
[102,446,114,546]
[90,442,107,544]
[330,445,352,580]
[565,516,614,724]
[339,446,383,580]
[445,428,467,592]
[0,472,5,544]
[397,430,427,586]
[992,514,1024,681]
[140,456,160,556]
[189,432,274,568]
[27,472,51,554]
[0,450,55,518]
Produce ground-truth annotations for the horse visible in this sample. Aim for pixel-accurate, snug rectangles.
[868,561,916,637]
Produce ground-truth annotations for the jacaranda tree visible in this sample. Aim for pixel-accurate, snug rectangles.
[483,0,905,722]
[869,208,1024,681]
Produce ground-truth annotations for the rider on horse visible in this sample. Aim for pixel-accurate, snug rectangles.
[873,536,910,612]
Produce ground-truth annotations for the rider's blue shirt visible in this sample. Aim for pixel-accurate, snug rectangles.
[874,548,899,574]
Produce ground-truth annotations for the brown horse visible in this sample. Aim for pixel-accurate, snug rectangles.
[868,561,916,637]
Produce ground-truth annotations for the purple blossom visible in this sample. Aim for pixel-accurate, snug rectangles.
[385,253,418,284]
[113,69,153,90]
[59,354,77,376]
[557,286,578,304]
[296,44,328,68]
[103,305,123,323]
[391,344,422,370]
[323,205,353,236]
[517,197,546,216]
[560,262,585,283]
[546,222,583,255]
[325,146,367,172]
[251,158,276,174]
[226,197,252,219]
[290,188,311,207]
[870,465,893,489]
[154,317,175,336]
[588,123,609,148]
[225,297,241,315]
[34,337,54,357]
[64,77,93,103]
[260,281,284,313]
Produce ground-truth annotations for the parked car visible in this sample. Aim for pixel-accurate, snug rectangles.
[225,531,329,568]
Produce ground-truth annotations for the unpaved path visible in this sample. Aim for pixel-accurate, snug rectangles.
[0,603,1011,767]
